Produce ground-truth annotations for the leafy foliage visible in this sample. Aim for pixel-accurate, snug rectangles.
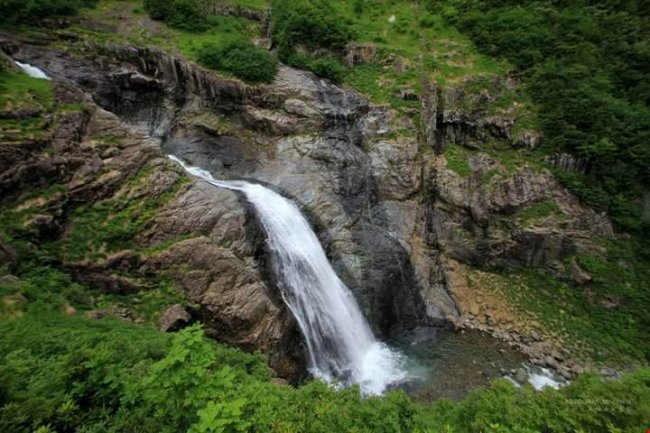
[0,313,648,433]
[271,0,353,57]
[271,0,351,81]
[0,0,99,24]
[143,0,211,32]
[197,39,277,84]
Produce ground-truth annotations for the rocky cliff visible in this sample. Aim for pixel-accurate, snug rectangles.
[1,32,613,378]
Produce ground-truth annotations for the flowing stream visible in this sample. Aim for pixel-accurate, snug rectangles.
[168,155,407,394]
[15,61,50,80]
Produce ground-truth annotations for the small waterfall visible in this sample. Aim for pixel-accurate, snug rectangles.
[168,155,406,394]
[15,61,50,80]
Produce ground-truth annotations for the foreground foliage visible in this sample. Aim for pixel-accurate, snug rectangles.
[0,313,648,433]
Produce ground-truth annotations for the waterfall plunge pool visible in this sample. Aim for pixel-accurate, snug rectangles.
[167,155,565,399]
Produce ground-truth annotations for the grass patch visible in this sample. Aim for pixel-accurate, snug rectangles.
[444,145,471,177]
[43,168,186,262]
[0,70,53,112]
[516,199,562,226]
[496,239,650,365]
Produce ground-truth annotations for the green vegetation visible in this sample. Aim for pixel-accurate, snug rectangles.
[0,71,53,112]
[0,0,99,25]
[271,0,351,81]
[143,0,211,32]
[272,0,352,56]
[439,0,650,233]
[444,145,472,178]
[516,200,562,227]
[494,238,650,365]
[0,70,53,142]
[0,312,648,433]
[1,2,650,432]
[197,39,277,83]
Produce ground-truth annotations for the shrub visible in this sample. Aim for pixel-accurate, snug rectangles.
[197,39,278,84]
[307,57,347,83]
[1,311,649,433]
[0,0,99,25]
[272,0,353,58]
[287,52,346,83]
[143,0,211,32]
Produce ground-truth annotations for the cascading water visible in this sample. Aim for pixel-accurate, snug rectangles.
[168,155,407,395]
[15,61,50,80]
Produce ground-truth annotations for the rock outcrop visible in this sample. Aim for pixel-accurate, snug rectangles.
[1,33,615,378]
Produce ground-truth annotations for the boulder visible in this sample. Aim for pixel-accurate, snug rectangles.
[159,304,191,332]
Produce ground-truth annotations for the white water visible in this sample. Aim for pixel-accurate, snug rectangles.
[168,155,407,394]
[15,61,50,80]
[528,368,564,390]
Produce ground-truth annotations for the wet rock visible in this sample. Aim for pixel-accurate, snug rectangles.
[159,304,191,332]
[270,377,289,386]
[571,365,584,375]
[599,367,618,378]
[284,98,321,119]
[600,295,622,310]
[105,250,140,271]
[551,349,564,362]
[514,367,528,384]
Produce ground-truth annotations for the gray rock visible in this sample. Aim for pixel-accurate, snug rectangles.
[544,355,559,369]
[159,304,191,332]
[514,367,528,384]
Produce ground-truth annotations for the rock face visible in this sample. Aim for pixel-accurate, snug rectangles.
[2,36,614,377]
[428,153,612,270]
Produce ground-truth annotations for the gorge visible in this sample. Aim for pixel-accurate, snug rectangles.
[1,1,648,431]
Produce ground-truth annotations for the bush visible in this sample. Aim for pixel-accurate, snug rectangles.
[0,0,99,25]
[272,0,353,55]
[307,57,347,83]
[287,53,346,83]
[271,0,353,80]
[1,312,649,433]
[197,39,278,84]
[143,0,211,32]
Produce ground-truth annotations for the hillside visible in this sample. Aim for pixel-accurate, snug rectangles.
[0,1,649,432]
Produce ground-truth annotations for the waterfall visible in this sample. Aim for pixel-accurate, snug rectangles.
[15,61,51,80]
[168,155,406,394]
